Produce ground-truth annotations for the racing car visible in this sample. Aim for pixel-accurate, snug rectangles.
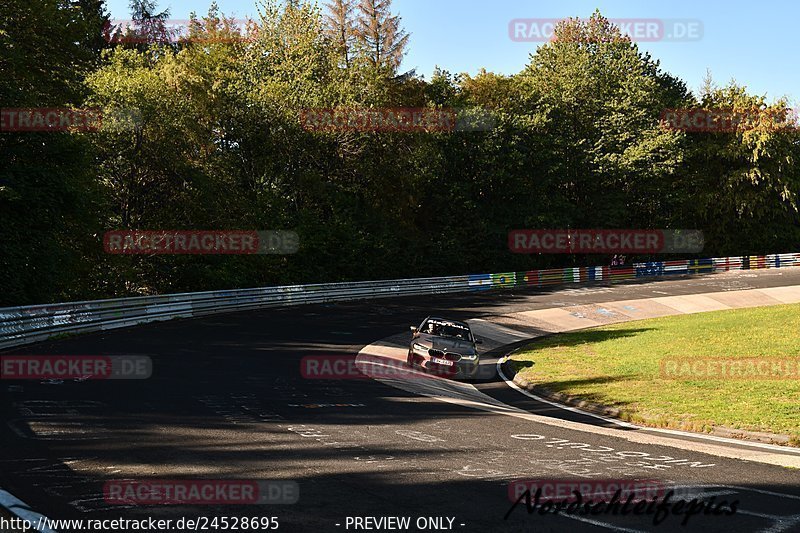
[407,317,482,379]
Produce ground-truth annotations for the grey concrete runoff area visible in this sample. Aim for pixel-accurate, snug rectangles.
[1,268,799,533]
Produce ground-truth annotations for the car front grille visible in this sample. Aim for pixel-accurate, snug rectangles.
[429,349,461,362]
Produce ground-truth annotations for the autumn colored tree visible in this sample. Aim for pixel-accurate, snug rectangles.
[3,2,798,304]
[353,0,409,72]
[324,0,356,67]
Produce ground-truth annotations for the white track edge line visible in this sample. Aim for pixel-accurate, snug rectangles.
[496,357,800,456]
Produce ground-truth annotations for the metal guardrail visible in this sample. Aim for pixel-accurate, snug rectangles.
[1,253,798,350]
[0,276,471,349]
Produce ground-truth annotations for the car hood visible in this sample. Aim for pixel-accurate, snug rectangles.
[415,334,476,355]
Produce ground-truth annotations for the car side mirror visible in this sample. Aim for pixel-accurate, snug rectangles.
[410,326,417,333]
[475,338,483,345]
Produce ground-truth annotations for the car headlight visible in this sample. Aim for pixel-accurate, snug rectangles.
[412,343,429,354]
[460,354,478,361]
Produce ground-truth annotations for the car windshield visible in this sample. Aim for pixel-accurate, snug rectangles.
[423,321,471,340]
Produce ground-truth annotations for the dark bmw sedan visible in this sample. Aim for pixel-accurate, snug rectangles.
[407,317,481,379]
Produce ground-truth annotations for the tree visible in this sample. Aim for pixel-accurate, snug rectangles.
[677,80,800,254]
[324,0,356,67]
[0,0,109,304]
[186,1,251,46]
[4,1,798,304]
[109,0,174,47]
[354,0,409,71]
[516,10,690,232]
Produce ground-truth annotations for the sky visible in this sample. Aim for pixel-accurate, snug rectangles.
[103,0,799,105]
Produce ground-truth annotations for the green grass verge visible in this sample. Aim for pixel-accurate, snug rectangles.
[509,304,800,445]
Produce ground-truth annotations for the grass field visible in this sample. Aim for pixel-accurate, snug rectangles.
[509,303,800,445]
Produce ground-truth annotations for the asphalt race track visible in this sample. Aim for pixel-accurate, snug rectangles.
[2,269,800,533]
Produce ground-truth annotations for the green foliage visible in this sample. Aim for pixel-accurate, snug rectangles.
[0,0,109,304]
[2,4,799,304]
[677,83,800,254]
